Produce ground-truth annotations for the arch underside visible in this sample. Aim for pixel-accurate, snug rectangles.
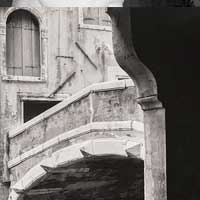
[9,139,144,200]
[24,156,143,200]
[4,7,43,26]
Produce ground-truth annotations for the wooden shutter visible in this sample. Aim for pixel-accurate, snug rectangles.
[83,8,99,25]
[99,8,111,26]
[6,10,40,77]
[82,8,111,26]
[7,11,23,76]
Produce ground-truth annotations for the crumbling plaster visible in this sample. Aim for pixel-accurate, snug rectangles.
[7,80,143,185]
[0,7,119,133]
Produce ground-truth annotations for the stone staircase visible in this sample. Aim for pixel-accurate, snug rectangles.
[7,80,144,185]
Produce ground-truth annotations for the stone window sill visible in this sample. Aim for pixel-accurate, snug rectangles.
[2,75,46,82]
[78,23,112,32]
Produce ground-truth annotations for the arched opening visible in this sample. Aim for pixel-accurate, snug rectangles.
[129,8,200,200]
[6,9,40,77]
[9,139,144,200]
[23,156,144,200]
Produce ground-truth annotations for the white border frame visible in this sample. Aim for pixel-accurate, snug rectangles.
[0,7,48,82]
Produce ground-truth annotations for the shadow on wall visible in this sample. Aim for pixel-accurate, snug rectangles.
[130,7,200,200]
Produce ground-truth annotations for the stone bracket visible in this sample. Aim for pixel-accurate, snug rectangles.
[137,95,163,111]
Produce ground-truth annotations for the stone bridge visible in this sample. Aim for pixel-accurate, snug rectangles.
[6,80,144,200]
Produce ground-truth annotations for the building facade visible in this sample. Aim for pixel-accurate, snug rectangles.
[0,4,144,200]
[3,1,200,200]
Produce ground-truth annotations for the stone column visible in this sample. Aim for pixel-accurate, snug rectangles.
[107,6,167,200]
[138,95,167,200]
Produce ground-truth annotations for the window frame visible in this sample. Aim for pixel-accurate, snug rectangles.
[78,8,112,32]
[18,92,69,124]
[0,7,48,82]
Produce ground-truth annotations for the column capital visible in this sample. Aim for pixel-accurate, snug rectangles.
[137,95,163,111]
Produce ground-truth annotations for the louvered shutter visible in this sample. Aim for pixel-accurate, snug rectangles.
[83,8,99,25]
[82,8,111,26]
[99,8,111,26]
[6,10,40,77]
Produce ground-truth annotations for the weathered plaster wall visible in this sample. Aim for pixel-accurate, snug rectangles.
[0,7,129,199]
[92,87,142,122]
[9,85,142,160]
[4,81,143,188]
[0,7,120,132]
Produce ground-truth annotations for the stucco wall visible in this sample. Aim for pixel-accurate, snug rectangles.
[0,8,129,198]
[0,7,120,132]
[9,84,142,161]
[6,81,143,186]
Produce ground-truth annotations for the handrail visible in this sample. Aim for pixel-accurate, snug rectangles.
[9,79,134,138]
[8,120,143,169]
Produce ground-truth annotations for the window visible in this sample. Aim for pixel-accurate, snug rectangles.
[6,10,40,77]
[82,8,111,26]
[1,8,47,82]
[23,100,61,122]
[79,8,112,31]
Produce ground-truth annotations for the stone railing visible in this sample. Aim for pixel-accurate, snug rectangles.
[8,80,143,166]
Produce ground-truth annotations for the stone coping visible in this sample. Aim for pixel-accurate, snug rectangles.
[8,120,143,169]
[9,80,134,139]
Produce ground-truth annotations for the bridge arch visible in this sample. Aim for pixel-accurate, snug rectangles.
[8,138,143,200]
